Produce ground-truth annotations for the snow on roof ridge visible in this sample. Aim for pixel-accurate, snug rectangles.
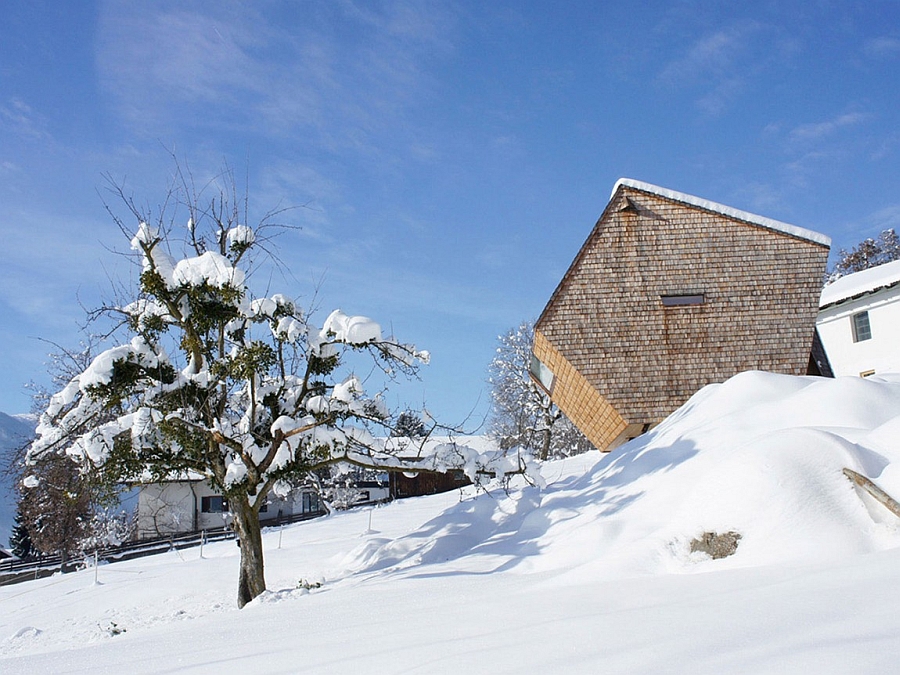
[819,258,900,308]
[611,178,831,247]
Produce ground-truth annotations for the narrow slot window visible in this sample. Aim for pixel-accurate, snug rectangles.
[661,294,705,307]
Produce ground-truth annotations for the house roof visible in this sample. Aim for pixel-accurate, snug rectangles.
[132,469,208,484]
[819,258,900,308]
[380,435,497,455]
[612,178,831,247]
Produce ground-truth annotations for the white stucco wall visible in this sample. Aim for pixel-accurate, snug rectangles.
[136,481,320,539]
[817,286,900,377]
[137,482,234,539]
[136,483,197,539]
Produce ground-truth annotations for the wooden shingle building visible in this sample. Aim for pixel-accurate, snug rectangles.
[531,178,831,452]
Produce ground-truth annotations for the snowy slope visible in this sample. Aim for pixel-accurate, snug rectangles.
[0,412,35,548]
[3,372,900,673]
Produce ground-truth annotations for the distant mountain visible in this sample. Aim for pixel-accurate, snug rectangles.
[0,412,36,549]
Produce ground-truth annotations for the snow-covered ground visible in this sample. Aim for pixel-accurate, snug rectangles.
[3,371,900,673]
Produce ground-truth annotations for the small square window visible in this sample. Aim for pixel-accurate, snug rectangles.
[852,311,872,342]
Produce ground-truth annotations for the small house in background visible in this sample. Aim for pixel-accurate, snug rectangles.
[135,475,322,540]
[389,469,470,499]
[532,178,831,452]
[350,477,391,505]
[817,259,900,378]
[383,436,493,498]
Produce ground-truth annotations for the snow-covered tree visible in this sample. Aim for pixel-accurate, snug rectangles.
[392,410,427,438]
[830,228,900,279]
[320,465,380,510]
[29,169,536,607]
[488,321,593,461]
[18,453,92,565]
[16,341,128,561]
[79,507,135,551]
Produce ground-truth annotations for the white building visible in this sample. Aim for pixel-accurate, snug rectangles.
[135,476,321,540]
[817,259,900,378]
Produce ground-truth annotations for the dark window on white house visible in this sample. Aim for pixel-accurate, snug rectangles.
[852,311,872,342]
[301,492,320,513]
[661,294,705,307]
[201,496,227,513]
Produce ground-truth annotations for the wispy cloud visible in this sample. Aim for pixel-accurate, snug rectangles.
[729,181,786,215]
[96,3,313,131]
[832,203,900,248]
[696,77,742,117]
[870,204,900,231]
[770,108,883,191]
[253,160,344,237]
[0,207,121,329]
[870,133,900,161]
[655,22,765,116]
[658,29,748,83]
[0,98,50,141]
[95,0,456,152]
[864,35,900,58]
[789,112,869,142]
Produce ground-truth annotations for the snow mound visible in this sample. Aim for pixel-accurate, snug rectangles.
[338,371,900,581]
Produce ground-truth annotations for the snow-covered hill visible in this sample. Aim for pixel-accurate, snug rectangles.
[3,371,900,673]
[0,412,35,548]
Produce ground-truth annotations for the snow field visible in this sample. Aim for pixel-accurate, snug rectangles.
[3,371,900,673]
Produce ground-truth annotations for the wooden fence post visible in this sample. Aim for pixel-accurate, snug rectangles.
[843,468,900,519]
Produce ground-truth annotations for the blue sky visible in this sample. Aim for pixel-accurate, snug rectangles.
[2,1,900,426]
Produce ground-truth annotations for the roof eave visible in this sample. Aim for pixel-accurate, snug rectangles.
[819,278,900,311]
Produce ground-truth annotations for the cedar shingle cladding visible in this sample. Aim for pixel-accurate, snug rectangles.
[534,181,830,451]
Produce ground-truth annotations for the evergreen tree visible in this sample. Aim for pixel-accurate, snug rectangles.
[9,506,34,559]
[392,410,427,438]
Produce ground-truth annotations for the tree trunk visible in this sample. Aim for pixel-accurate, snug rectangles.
[538,415,552,461]
[230,494,266,608]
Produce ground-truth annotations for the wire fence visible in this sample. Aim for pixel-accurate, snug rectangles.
[0,508,326,587]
